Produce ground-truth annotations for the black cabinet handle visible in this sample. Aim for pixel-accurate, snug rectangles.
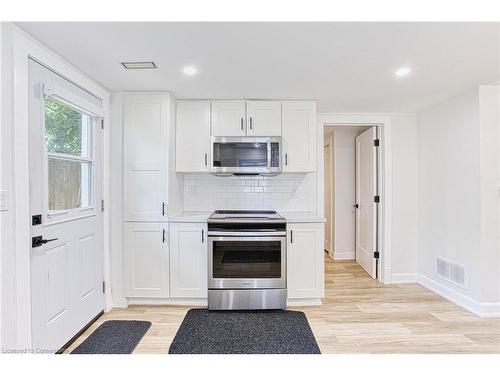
[204,153,208,166]
[241,118,244,131]
[162,202,166,216]
[162,229,166,243]
[290,230,293,244]
[249,117,253,130]
[201,229,204,243]
[285,153,288,166]
[32,236,58,248]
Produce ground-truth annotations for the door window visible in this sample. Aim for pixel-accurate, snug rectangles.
[44,97,95,213]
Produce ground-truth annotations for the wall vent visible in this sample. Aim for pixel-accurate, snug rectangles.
[436,256,467,289]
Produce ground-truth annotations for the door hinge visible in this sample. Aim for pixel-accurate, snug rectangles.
[374,139,380,147]
[101,200,104,212]
[374,251,380,259]
[102,281,106,293]
[374,195,380,203]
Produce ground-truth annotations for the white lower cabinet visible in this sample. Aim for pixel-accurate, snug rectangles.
[287,223,324,299]
[123,222,169,298]
[169,222,208,298]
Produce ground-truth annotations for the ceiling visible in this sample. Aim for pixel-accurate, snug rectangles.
[16,22,500,112]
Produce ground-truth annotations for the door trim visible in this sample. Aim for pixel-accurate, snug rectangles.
[317,114,392,283]
[9,25,111,349]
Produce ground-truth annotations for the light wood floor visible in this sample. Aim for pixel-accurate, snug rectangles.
[65,255,500,354]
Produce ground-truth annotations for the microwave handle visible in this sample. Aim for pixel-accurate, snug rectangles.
[267,141,271,169]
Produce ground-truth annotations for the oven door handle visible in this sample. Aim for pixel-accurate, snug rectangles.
[207,231,287,237]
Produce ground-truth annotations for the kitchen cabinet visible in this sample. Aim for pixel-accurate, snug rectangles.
[246,100,282,136]
[282,101,317,172]
[123,222,169,298]
[211,100,246,136]
[123,94,170,221]
[169,222,208,298]
[287,222,324,299]
[176,100,211,172]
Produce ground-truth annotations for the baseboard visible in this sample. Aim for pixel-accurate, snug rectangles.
[333,251,355,260]
[286,298,322,307]
[416,274,500,318]
[390,273,418,284]
[127,298,208,307]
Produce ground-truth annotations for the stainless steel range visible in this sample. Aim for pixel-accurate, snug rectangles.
[207,210,286,310]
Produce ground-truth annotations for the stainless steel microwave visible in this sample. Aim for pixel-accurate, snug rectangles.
[211,136,282,176]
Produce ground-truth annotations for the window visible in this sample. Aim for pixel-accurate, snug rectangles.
[44,97,95,212]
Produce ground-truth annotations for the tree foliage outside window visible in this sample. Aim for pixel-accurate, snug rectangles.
[44,97,83,156]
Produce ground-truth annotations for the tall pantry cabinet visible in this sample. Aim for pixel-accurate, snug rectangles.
[122,93,176,298]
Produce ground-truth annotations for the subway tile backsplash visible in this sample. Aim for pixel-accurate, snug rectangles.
[183,173,315,212]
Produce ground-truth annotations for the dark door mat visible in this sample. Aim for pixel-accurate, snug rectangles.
[169,309,321,354]
[71,320,151,354]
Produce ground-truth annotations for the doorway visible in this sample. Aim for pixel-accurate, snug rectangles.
[323,125,380,279]
[28,59,105,352]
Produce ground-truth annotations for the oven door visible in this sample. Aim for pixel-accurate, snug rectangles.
[208,235,286,289]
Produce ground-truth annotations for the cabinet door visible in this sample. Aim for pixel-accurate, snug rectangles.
[123,95,169,221]
[246,100,281,136]
[176,100,211,172]
[211,101,246,136]
[287,223,324,299]
[170,222,208,298]
[282,101,316,172]
[123,222,169,298]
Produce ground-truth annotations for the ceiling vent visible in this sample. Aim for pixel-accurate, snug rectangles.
[121,61,157,70]
[436,256,467,289]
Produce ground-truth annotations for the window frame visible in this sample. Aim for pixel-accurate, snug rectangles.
[42,94,98,222]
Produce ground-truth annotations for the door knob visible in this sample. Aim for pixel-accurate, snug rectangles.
[354,204,359,209]
[32,236,58,248]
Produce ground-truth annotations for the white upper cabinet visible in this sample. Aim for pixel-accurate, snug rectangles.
[282,101,317,172]
[246,100,282,136]
[176,100,211,172]
[123,94,169,221]
[211,101,246,136]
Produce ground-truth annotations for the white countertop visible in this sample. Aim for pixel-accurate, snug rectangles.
[169,211,211,223]
[169,211,325,223]
[279,212,326,223]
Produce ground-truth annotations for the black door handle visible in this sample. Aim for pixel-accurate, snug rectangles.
[354,204,359,209]
[32,236,58,248]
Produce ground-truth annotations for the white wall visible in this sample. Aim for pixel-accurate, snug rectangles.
[417,86,500,315]
[0,23,16,349]
[390,113,419,277]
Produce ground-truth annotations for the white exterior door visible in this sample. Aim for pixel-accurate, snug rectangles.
[123,94,169,221]
[355,127,378,278]
[282,101,316,172]
[169,222,208,298]
[176,100,211,172]
[246,100,281,136]
[29,59,104,352]
[211,101,246,136]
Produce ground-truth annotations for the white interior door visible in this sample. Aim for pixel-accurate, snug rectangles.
[355,127,378,278]
[29,59,104,352]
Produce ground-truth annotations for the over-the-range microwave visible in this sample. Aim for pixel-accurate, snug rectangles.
[211,136,282,176]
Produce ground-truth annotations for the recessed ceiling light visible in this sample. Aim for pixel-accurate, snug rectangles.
[121,61,157,70]
[183,66,197,75]
[395,67,411,77]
